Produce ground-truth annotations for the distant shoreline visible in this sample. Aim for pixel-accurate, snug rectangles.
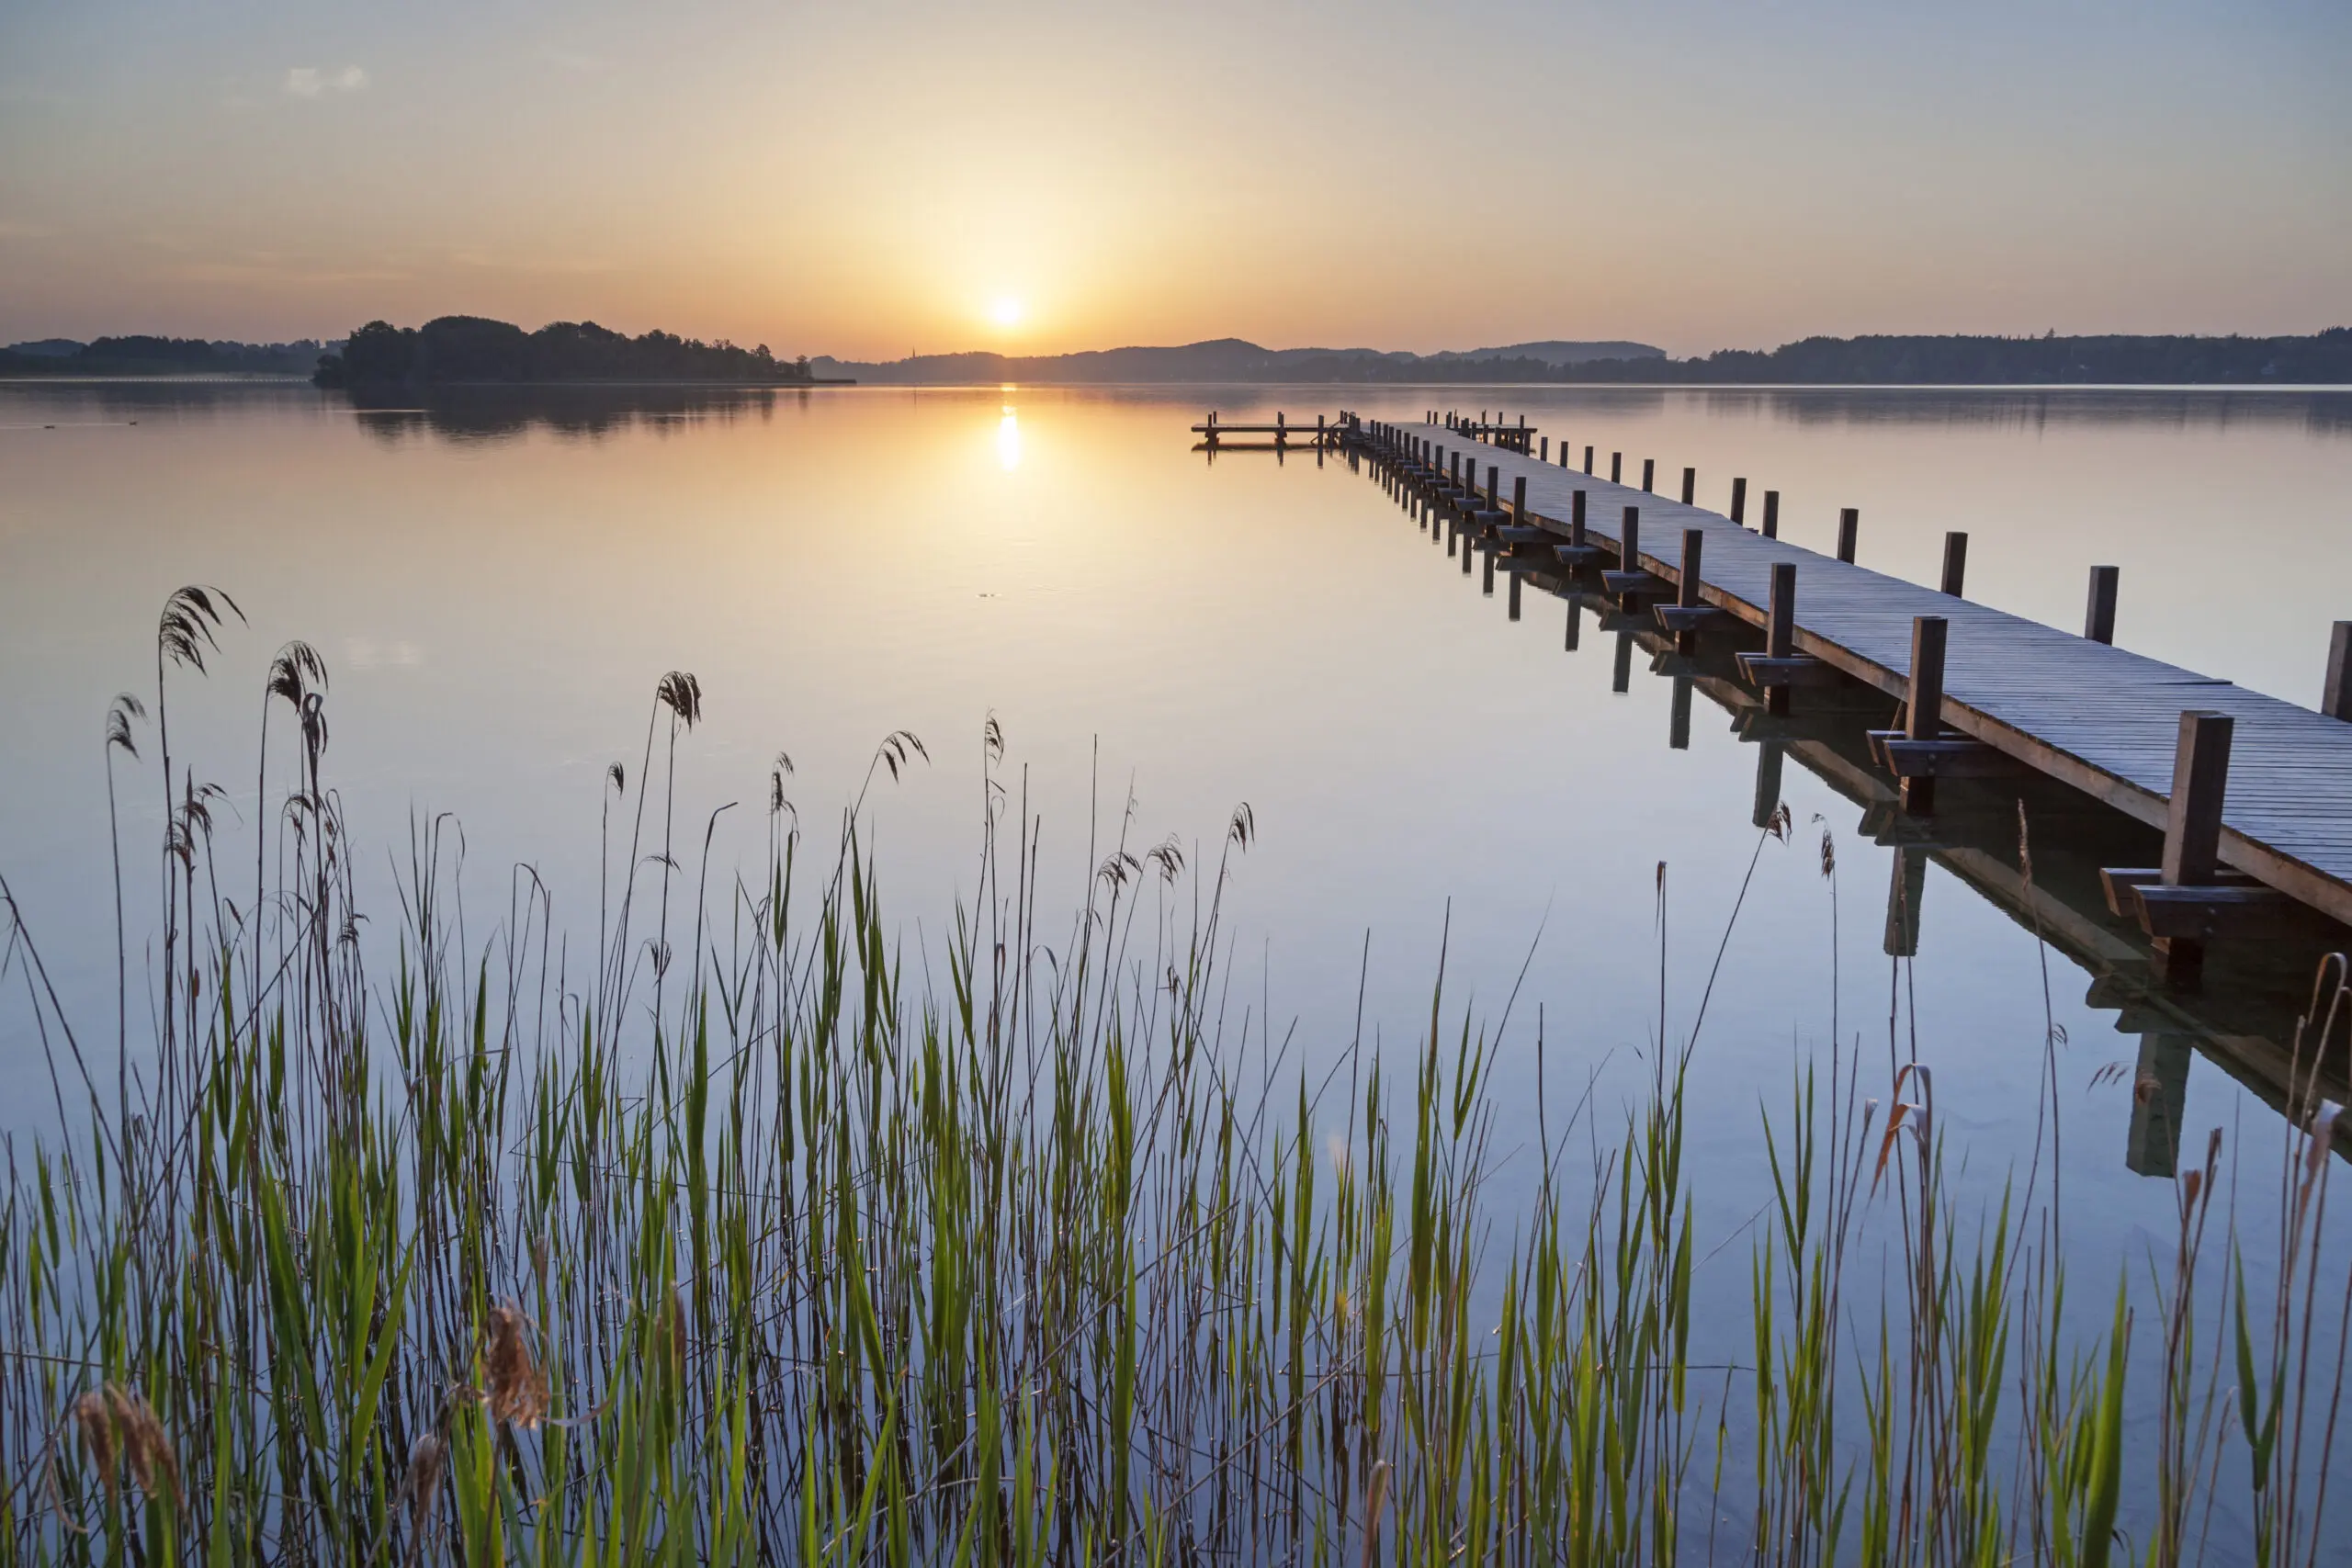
[9,377,2348,392]
[2,374,854,388]
[339,377,857,389]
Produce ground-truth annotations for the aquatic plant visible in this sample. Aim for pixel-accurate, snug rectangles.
[0,586,2345,1565]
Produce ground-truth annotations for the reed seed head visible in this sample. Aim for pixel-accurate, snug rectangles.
[483,1302,550,1427]
[157,584,243,672]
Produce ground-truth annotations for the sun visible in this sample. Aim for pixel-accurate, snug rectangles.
[989,297,1023,329]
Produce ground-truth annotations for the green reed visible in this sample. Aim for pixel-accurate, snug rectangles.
[0,592,2347,1565]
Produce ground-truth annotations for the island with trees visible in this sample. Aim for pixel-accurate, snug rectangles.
[311,316,843,390]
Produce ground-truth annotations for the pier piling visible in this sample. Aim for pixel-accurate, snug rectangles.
[1674,527,1706,653]
[2086,566,2120,645]
[2324,623,2352,720]
[1766,562,1796,716]
[2155,712,2234,988]
[1900,615,1948,815]
[1941,532,1969,597]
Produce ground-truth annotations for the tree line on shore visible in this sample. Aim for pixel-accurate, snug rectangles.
[312,315,820,389]
[1565,328,2352,385]
[0,335,328,376]
[825,328,2352,385]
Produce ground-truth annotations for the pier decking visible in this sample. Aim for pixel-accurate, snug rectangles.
[1347,414,2352,950]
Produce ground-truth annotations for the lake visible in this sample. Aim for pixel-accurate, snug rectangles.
[5,378,2352,1437]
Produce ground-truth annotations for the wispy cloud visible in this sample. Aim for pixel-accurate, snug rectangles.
[285,65,368,98]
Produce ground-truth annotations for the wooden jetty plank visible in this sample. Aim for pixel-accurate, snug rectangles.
[1351,418,2352,928]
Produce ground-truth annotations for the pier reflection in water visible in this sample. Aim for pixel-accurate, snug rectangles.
[1330,417,2352,1176]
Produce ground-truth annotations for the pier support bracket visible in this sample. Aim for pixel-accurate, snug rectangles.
[1868,730,2007,779]
[1736,653,1844,689]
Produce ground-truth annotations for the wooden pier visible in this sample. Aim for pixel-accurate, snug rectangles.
[1191,412,1341,451]
[1340,411,2352,987]
[1437,409,1538,454]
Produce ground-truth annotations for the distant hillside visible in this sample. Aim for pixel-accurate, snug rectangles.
[1442,340,1664,367]
[1562,330,2352,385]
[0,336,330,377]
[810,337,1665,385]
[814,331,2352,386]
[314,317,831,390]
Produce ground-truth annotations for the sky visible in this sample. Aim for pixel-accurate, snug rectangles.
[0,0,2346,360]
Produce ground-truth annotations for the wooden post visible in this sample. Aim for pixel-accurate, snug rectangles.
[1621,505,1641,581]
[1565,598,1582,651]
[1900,615,1948,815]
[1611,630,1634,694]
[1462,526,1475,574]
[1487,464,1499,506]
[1509,570,1522,620]
[2324,622,2352,720]
[2085,566,2120,645]
[1941,532,1968,597]
[1584,445,1595,475]
[1751,739,1785,829]
[1730,477,1747,525]
[2156,711,2233,989]
[1512,475,1526,520]
[1641,457,1655,493]
[1837,507,1859,564]
[1610,452,1623,483]
[2124,1034,2192,1177]
[1540,437,1549,462]
[1883,848,1927,957]
[1571,489,1587,549]
[1482,543,1495,594]
[1766,561,1796,716]
[1680,467,1696,505]
[1669,676,1693,750]
[1676,526,1704,654]
[1761,490,1780,539]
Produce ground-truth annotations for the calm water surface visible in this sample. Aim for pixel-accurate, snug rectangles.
[6,378,2352,1357]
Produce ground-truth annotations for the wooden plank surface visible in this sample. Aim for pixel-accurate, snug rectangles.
[1366,421,2352,926]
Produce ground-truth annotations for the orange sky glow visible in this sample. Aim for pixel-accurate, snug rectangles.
[1,1,2346,358]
